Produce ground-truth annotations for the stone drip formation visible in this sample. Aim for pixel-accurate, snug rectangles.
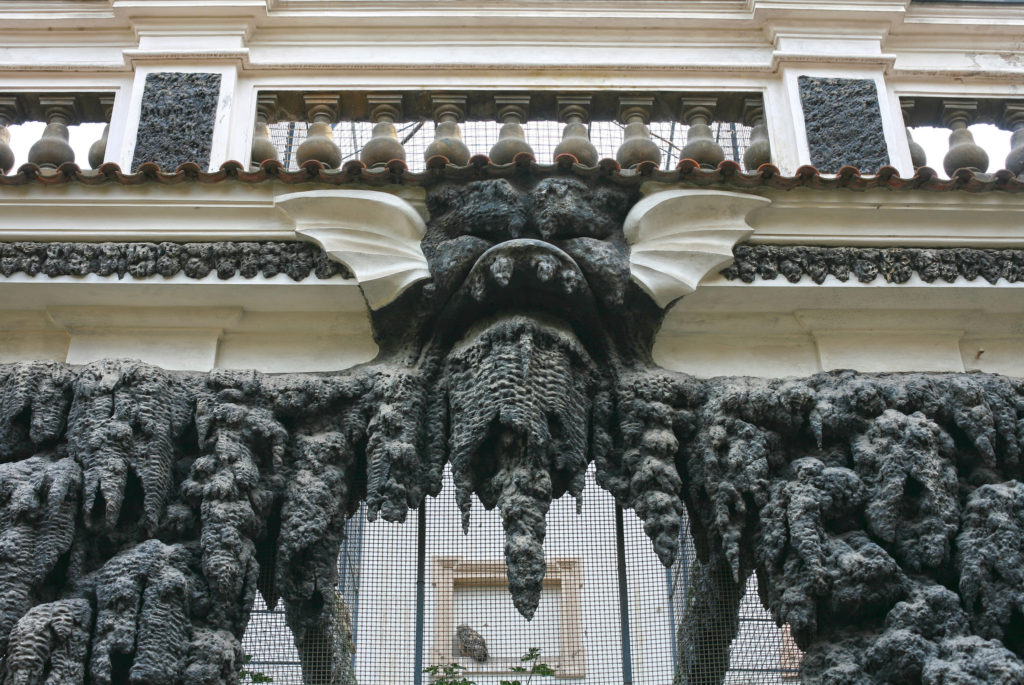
[1,179,1024,684]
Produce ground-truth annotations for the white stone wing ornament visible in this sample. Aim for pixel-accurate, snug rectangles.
[276,189,430,310]
[623,188,770,308]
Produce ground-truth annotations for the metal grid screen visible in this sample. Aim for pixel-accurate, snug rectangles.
[267,120,751,172]
[241,466,802,684]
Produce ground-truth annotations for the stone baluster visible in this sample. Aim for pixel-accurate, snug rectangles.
[942,100,988,176]
[28,97,77,169]
[553,96,598,166]
[296,94,341,168]
[361,95,406,168]
[250,94,281,169]
[1002,102,1024,179]
[489,96,534,164]
[901,99,927,170]
[680,98,725,169]
[0,96,19,174]
[424,95,470,166]
[616,97,660,168]
[88,95,115,169]
[742,97,771,171]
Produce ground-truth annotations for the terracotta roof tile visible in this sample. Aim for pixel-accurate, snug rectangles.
[0,157,1021,193]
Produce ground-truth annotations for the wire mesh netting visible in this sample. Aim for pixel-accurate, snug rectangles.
[241,465,802,684]
[267,120,751,172]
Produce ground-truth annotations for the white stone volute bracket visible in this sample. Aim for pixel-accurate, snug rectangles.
[276,189,430,310]
[623,188,771,308]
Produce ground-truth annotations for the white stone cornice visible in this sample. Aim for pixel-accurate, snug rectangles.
[2,182,1023,250]
[746,188,1024,248]
[624,188,771,309]
[276,188,430,311]
[48,305,243,371]
[771,52,897,73]
[122,49,251,69]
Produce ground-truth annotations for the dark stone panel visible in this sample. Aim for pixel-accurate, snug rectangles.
[722,244,1024,284]
[131,72,221,171]
[0,240,350,280]
[798,76,891,173]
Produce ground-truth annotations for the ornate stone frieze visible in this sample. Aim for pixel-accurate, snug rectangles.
[6,239,1024,289]
[1,177,1023,684]
[0,240,349,280]
[723,243,1024,285]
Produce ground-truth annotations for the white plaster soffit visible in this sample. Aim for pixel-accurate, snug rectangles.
[275,189,429,310]
[624,189,770,309]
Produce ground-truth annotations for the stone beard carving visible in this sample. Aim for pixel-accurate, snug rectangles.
[1,178,1024,684]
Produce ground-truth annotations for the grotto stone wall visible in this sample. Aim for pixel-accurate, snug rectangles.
[2,177,1024,684]
[3,362,1024,684]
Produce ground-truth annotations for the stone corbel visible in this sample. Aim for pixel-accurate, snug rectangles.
[623,188,770,308]
[276,188,430,310]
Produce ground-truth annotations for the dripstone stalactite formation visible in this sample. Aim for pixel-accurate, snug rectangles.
[1,177,1024,684]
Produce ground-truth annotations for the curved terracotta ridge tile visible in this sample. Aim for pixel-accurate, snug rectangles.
[0,159,1019,193]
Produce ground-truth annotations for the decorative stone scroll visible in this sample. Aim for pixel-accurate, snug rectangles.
[2,177,1023,685]
[277,188,429,309]
[624,188,770,307]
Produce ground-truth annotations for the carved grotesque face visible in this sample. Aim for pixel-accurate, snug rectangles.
[365,177,680,618]
[421,177,637,344]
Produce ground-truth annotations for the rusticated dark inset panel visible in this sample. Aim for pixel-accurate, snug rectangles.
[722,244,1024,285]
[798,76,890,173]
[0,240,350,280]
[132,72,221,171]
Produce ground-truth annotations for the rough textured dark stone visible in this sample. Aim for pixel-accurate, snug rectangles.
[3,179,1024,684]
[132,72,221,172]
[678,371,1024,682]
[10,239,1024,291]
[723,243,1024,285]
[798,76,891,173]
[4,362,1024,683]
[0,361,371,685]
[0,241,350,280]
